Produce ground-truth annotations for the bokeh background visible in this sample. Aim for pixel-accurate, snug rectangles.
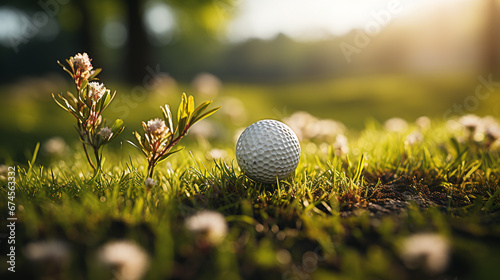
[1,0,500,162]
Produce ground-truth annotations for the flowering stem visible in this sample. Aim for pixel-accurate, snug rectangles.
[147,127,188,178]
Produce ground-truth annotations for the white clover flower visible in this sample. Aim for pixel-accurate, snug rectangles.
[316,119,346,142]
[333,134,349,156]
[283,111,346,142]
[416,116,431,130]
[72,52,93,71]
[185,210,228,246]
[208,148,227,160]
[384,118,408,132]
[485,122,500,141]
[145,177,157,189]
[219,97,247,125]
[405,131,423,146]
[99,127,113,140]
[400,233,450,275]
[283,111,317,141]
[24,240,71,265]
[42,137,67,156]
[191,72,221,98]
[459,114,482,131]
[146,118,168,137]
[189,119,217,140]
[97,240,150,280]
[88,82,107,101]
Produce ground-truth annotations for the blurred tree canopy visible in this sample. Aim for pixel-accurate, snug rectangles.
[0,0,235,84]
[1,0,498,85]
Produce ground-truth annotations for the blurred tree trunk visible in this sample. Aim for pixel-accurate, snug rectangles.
[126,0,152,84]
[74,0,94,56]
[485,0,500,78]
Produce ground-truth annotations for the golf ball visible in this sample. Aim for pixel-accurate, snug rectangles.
[236,119,301,183]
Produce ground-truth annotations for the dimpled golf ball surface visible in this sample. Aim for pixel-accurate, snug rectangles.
[236,120,301,183]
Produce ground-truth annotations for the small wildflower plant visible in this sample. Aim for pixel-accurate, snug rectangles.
[129,93,220,180]
[52,53,125,172]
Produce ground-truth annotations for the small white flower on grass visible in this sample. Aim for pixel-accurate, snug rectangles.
[189,119,217,140]
[99,127,113,140]
[145,177,157,189]
[219,97,247,125]
[98,240,150,280]
[208,148,227,160]
[384,118,408,132]
[191,72,221,98]
[485,124,500,141]
[405,131,423,146]
[416,116,431,130]
[24,240,71,266]
[42,137,67,156]
[333,134,349,156]
[400,233,450,275]
[459,114,482,132]
[88,82,107,101]
[316,119,346,142]
[283,111,346,142]
[185,210,228,246]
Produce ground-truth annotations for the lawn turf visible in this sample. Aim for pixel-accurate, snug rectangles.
[1,118,499,280]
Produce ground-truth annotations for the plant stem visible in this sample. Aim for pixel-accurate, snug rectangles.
[147,161,155,179]
[146,128,189,179]
[93,146,101,172]
[82,143,96,171]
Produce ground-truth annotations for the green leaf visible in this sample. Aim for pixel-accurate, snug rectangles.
[190,100,212,122]
[176,95,190,134]
[133,131,142,144]
[55,94,84,122]
[127,140,148,157]
[162,105,174,133]
[177,93,188,123]
[188,95,195,116]
[156,147,184,164]
[65,58,75,73]
[129,132,148,157]
[52,93,71,112]
[191,106,221,125]
[352,154,365,183]
[57,60,74,77]
[66,91,78,104]
[80,79,88,92]
[99,90,112,112]
[113,126,125,139]
[30,142,40,167]
[127,140,141,150]
[178,116,188,136]
[111,119,124,132]
[89,68,102,80]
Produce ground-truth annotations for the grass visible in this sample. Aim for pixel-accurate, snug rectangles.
[2,72,500,161]
[1,73,500,279]
[1,116,500,279]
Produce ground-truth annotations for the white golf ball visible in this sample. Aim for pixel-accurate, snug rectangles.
[236,119,301,183]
